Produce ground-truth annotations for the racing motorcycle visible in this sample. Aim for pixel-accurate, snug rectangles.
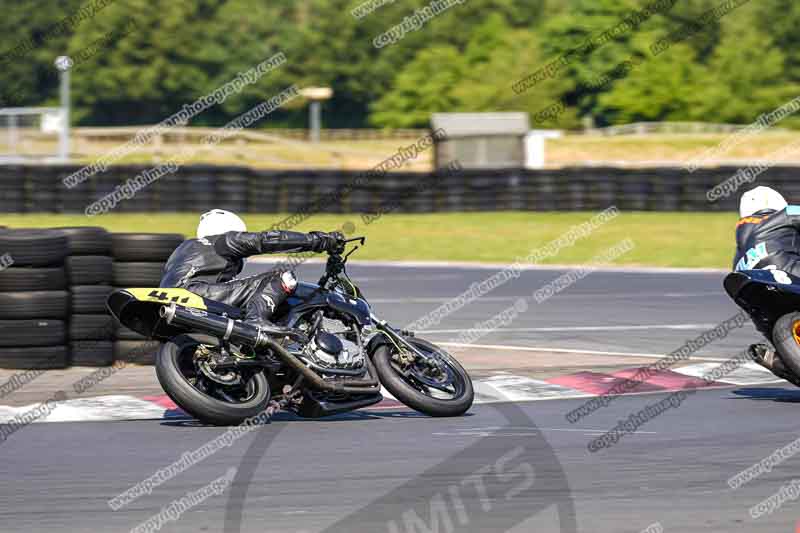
[107,237,474,425]
[725,268,800,381]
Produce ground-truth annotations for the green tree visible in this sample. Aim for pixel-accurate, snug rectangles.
[0,0,83,106]
[371,14,572,128]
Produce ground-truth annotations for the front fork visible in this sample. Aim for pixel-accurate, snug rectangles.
[369,318,443,373]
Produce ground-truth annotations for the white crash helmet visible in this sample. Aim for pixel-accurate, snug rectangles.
[196,209,247,239]
[739,186,788,218]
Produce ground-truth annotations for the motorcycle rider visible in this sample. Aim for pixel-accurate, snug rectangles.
[735,186,800,385]
[160,209,345,331]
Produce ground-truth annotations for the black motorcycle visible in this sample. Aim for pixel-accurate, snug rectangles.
[107,237,474,425]
[725,267,800,380]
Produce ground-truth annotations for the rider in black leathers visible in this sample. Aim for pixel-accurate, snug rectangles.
[160,209,344,329]
[734,208,800,275]
[734,187,800,385]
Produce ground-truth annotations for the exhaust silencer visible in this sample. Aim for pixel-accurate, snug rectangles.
[160,304,264,347]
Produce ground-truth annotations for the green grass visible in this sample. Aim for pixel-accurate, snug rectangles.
[0,211,737,268]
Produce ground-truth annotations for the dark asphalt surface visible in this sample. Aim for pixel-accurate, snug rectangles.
[3,385,800,532]
[1,265,787,533]
[252,262,757,357]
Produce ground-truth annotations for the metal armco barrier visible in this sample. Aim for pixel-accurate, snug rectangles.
[0,164,796,213]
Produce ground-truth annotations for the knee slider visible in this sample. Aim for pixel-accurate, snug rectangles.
[279,271,297,293]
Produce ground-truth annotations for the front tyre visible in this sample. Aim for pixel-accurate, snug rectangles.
[772,313,800,382]
[156,335,271,426]
[372,337,473,417]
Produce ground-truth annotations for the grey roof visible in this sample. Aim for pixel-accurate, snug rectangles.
[431,112,530,137]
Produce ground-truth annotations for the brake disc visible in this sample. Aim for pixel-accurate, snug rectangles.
[195,345,243,386]
[198,360,242,386]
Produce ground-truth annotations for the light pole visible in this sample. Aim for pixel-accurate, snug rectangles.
[55,55,72,162]
[300,87,333,143]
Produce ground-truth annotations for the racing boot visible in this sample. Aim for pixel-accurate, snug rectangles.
[749,343,800,387]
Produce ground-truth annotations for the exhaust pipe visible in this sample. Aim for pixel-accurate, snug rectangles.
[160,304,381,395]
[160,304,263,347]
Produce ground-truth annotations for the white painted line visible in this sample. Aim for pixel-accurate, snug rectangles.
[379,386,397,401]
[0,395,167,424]
[437,341,733,362]
[673,362,786,386]
[422,324,717,334]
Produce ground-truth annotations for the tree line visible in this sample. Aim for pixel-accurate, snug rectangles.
[1,0,798,129]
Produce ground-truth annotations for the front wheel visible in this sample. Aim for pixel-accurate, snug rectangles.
[372,336,473,417]
[772,313,800,381]
[156,335,271,426]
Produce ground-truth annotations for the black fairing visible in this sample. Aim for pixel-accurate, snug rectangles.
[295,391,383,418]
[724,270,800,338]
[106,290,185,340]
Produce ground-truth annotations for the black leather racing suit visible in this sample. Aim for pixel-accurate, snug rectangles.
[734,207,800,275]
[160,231,323,325]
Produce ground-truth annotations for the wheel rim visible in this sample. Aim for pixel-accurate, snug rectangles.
[177,343,260,404]
[793,321,800,348]
[391,343,466,401]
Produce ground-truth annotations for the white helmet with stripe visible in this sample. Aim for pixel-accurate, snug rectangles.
[197,209,247,239]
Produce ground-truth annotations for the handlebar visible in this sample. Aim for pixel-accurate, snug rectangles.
[317,236,365,288]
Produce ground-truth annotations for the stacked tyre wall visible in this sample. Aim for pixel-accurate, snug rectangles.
[0,228,184,370]
[0,164,799,213]
[0,230,71,369]
[62,227,114,366]
[110,233,184,365]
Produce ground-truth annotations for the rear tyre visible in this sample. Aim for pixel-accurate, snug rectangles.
[772,312,800,382]
[372,337,473,417]
[155,336,271,426]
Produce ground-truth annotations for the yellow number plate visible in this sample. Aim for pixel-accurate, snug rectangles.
[126,288,207,310]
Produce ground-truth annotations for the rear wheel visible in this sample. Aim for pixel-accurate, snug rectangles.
[156,335,270,426]
[372,336,473,417]
[772,312,800,380]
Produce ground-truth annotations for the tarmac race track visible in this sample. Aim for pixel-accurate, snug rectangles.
[267,261,756,358]
[2,263,797,533]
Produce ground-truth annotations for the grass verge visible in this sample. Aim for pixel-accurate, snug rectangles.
[0,211,736,269]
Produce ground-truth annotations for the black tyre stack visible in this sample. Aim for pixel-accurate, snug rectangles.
[59,227,115,367]
[0,229,71,369]
[111,233,183,365]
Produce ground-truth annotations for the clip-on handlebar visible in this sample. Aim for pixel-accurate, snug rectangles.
[317,236,366,288]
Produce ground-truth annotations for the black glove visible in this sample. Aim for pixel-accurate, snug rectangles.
[309,231,346,254]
